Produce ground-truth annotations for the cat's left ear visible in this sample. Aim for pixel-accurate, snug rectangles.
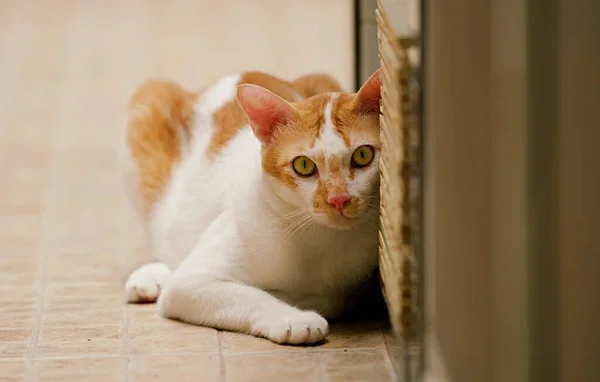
[355,69,382,114]
[237,84,298,145]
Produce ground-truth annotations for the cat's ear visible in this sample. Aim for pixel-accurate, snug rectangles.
[355,69,382,114]
[237,84,298,145]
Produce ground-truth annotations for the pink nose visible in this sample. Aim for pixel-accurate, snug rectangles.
[327,193,351,212]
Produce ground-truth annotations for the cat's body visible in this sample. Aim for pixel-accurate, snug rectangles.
[124,70,382,344]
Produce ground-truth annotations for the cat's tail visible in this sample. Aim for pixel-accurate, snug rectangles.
[124,80,198,217]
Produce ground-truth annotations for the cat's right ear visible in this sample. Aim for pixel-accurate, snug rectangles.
[237,84,298,145]
[355,69,382,114]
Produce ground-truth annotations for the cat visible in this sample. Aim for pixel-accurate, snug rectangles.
[123,69,382,345]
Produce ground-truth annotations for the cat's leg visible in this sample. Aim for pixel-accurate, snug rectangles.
[125,262,172,303]
[160,275,328,344]
[122,80,196,303]
[157,214,328,345]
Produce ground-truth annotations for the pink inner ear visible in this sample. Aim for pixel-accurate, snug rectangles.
[355,69,382,114]
[237,84,296,145]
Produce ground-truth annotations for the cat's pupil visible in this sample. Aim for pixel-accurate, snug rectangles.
[360,150,365,159]
[303,159,307,168]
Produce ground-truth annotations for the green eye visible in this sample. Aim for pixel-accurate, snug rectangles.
[351,145,375,167]
[292,156,316,176]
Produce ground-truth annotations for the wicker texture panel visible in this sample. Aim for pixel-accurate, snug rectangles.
[377,0,419,339]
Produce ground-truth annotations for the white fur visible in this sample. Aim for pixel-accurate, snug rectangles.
[125,262,172,302]
[125,77,380,345]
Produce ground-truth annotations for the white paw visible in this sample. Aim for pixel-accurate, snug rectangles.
[125,263,172,303]
[252,310,329,345]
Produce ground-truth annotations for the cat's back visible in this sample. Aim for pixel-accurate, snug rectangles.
[195,72,304,161]
[125,72,307,264]
[170,71,308,199]
[125,72,303,217]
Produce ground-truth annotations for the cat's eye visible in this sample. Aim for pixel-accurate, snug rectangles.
[351,145,375,168]
[292,156,316,176]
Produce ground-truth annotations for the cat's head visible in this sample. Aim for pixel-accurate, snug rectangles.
[237,70,381,230]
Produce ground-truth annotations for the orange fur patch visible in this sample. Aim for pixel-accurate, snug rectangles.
[262,95,332,188]
[127,80,197,215]
[292,73,344,98]
[312,156,350,212]
[206,72,301,158]
[261,92,380,195]
[332,94,380,149]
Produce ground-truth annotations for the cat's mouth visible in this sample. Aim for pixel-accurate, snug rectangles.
[312,210,360,230]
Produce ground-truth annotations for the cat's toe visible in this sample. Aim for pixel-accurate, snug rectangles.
[125,263,171,303]
[126,279,160,302]
[256,311,329,345]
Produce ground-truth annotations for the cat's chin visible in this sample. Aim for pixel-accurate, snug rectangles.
[313,213,359,231]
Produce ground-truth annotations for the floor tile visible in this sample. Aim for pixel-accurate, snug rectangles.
[322,349,395,381]
[129,370,218,382]
[321,320,386,349]
[35,339,120,358]
[0,328,32,342]
[0,341,28,359]
[35,372,119,382]
[219,331,289,354]
[34,356,125,374]
[126,328,219,354]
[223,353,320,382]
[0,359,26,376]
[39,325,121,343]
[128,353,220,372]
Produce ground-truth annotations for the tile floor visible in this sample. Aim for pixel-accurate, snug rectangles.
[0,1,396,380]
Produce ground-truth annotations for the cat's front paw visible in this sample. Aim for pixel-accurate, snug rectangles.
[252,310,329,345]
[125,263,172,303]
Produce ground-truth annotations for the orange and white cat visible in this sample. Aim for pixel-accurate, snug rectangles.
[123,69,382,345]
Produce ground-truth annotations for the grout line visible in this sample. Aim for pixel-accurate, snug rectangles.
[117,296,131,382]
[217,331,227,382]
[21,2,88,379]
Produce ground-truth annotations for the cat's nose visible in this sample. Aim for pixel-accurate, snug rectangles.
[327,193,351,212]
